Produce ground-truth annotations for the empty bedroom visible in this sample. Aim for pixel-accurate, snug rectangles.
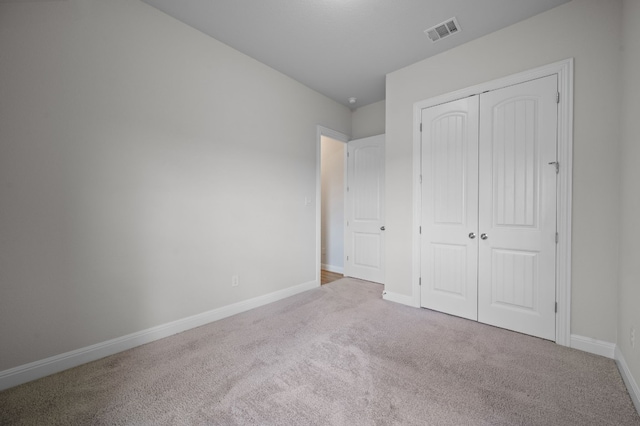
[1,0,639,424]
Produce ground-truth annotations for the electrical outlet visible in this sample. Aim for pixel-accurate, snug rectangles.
[631,326,636,349]
[232,275,239,287]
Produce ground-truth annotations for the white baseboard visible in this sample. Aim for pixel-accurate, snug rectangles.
[570,334,616,359]
[0,279,320,391]
[615,346,640,414]
[528,335,640,414]
[382,290,418,307]
[321,263,344,274]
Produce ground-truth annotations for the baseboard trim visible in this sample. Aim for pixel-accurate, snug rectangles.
[0,279,319,391]
[553,336,640,414]
[570,334,616,359]
[321,264,344,274]
[382,290,419,307]
[615,346,640,414]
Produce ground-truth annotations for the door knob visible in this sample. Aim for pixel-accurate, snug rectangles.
[468,232,476,239]
[380,226,386,231]
[480,233,488,240]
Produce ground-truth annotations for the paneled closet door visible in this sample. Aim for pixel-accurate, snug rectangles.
[420,96,479,320]
[477,75,558,340]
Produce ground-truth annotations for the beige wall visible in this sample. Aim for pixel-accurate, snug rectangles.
[385,0,622,343]
[352,101,385,140]
[0,0,351,371]
[619,0,640,395]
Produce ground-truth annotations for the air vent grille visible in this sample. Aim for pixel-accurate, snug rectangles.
[424,17,461,42]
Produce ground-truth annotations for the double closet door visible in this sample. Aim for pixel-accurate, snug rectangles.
[420,75,558,341]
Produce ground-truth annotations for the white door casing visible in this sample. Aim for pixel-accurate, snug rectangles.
[345,134,385,284]
[477,75,558,340]
[410,59,573,346]
[420,96,479,320]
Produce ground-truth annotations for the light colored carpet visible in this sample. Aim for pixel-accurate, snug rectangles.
[1,278,639,425]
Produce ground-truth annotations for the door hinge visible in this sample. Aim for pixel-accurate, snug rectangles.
[347,151,350,157]
[419,277,422,286]
[419,226,422,234]
[420,174,422,184]
[420,123,423,132]
[347,221,349,227]
[556,92,560,104]
[346,255,349,261]
[555,302,558,313]
[555,232,559,244]
[347,186,349,192]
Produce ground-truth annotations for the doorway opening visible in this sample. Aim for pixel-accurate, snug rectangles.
[320,135,346,284]
[316,126,348,286]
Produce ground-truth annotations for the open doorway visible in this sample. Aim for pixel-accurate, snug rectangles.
[320,135,346,285]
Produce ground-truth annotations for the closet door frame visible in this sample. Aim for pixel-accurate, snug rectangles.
[411,58,573,347]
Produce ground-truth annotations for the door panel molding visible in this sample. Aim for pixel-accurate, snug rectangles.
[411,58,573,346]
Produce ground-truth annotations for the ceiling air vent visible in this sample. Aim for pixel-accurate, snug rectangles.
[424,17,461,43]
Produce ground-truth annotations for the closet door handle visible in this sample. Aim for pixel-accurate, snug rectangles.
[480,233,488,240]
[468,232,476,239]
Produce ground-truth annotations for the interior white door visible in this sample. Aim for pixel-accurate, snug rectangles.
[477,75,558,340]
[420,96,479,320]
[345,134,385,284]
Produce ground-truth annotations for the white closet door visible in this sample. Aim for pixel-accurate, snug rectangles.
[420,96,479,320]
[345,135,385,284]
[478,75,558,340]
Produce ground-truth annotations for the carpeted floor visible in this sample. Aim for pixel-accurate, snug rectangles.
[1,278,639,425]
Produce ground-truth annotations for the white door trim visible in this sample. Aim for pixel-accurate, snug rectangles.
[316,126,349,285]
[411,58,574,346]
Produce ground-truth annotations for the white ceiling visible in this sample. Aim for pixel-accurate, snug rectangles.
[141,0,570,108]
